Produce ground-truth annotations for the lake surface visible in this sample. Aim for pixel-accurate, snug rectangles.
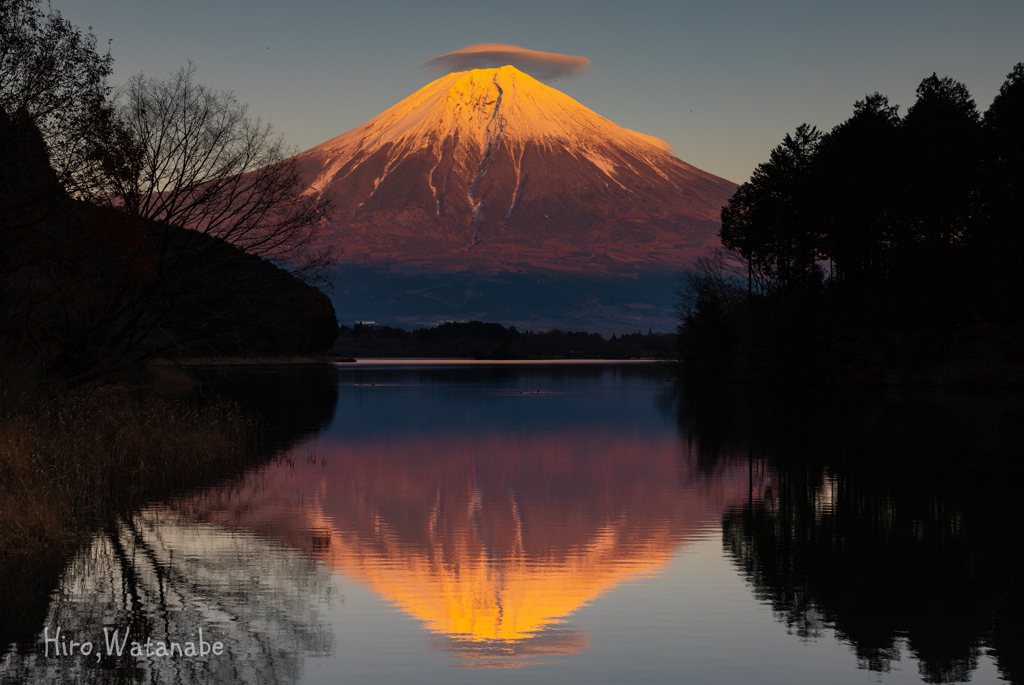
[2,362,1022,684]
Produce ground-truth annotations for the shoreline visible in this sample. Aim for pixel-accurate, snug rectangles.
[175,356,668,366]
[336,358,666,366]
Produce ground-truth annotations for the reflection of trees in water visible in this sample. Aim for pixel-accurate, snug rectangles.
[0,507,335,685]
[674,383,1024,684]
[0,549,73,660]
[331,362,666,387]
[190,363,341,454]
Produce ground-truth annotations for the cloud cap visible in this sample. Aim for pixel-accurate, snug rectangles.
[422,44,591,81]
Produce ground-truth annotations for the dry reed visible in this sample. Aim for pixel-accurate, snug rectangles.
[0,381,260,553]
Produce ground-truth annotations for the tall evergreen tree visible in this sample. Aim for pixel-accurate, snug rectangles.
[981,63,1024,315]
[812,94,901,283]
[900,74,982,255]
[720,124,824,294]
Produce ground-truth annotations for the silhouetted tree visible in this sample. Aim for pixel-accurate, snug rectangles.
[811,94,902,283]
[980,63,1024,320]
[0,0,115,197]
[677,248,748,321]
[899,74,982,256]
[93,63,332,281]
[0,108,157,381]
[679,65,1024,382]
[720,124,824,294]
[672,248,749,379]
[2,3,340,383]
[983,63,1024,210]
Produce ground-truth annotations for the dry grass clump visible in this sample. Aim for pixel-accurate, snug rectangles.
[0,381,259,553]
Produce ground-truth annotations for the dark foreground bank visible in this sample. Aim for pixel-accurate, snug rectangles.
[0,366,264,554]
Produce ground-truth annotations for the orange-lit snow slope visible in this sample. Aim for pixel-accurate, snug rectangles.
[293,66,737,274]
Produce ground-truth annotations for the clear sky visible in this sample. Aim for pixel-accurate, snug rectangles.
[63,0,1023,184]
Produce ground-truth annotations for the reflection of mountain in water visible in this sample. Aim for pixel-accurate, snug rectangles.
[183,420,753,667]
[673,384,1024,684]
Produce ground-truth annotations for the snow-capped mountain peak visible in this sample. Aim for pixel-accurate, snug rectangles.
[314,66,668,160]
[291,66,736,274]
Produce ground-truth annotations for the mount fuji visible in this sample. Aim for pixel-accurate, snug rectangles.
[291,66,736,333]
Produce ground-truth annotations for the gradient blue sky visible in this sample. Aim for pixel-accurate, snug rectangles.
[64,0,1023,184]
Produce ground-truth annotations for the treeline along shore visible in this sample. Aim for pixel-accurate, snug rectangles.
[677,63,1024,386]
[330,321,673,360]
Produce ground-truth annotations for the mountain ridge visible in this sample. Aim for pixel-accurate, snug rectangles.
[292,66,736,275]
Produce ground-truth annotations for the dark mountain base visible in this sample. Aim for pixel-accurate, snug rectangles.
[329,265,681,336]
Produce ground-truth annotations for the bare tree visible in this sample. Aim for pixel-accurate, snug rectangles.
[3,54,337,383]
[676,246,754,322]
[94,63,332,281]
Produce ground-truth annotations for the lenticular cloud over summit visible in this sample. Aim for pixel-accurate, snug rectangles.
[422,44,591,81]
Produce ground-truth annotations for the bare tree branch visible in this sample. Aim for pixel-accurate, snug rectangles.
[93,63,333,283]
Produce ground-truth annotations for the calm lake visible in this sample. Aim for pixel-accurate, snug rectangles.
[2,362,1022,684]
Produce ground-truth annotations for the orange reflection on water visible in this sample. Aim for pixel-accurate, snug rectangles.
[184,427,757,666]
